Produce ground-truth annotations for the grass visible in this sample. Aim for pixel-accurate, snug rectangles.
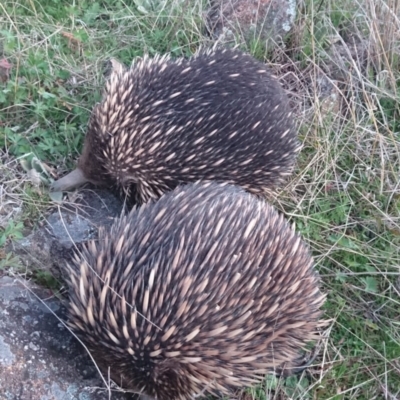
[1,0,400,399]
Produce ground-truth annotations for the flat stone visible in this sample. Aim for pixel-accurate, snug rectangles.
[7,187,124,280]
[0,276,130,400]
[207,0,297,48]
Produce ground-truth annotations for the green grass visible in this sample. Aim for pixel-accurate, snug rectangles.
[1,0,400,399]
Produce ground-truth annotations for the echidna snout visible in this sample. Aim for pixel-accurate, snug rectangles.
[50,168,88,192]
[64,182,326,400]
[52,47,300,204]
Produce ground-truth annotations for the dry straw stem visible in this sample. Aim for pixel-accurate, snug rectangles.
[0,150,24,228]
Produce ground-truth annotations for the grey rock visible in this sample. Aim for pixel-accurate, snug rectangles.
[1,188,131,398]
[0,276,131,400]
[207,0,297,48]
[0,334,16,366]
[7,188,124,280]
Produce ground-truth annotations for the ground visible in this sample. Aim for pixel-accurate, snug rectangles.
[0,0,400,399]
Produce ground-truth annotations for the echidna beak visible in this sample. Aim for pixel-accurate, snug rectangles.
[50,168,88,192]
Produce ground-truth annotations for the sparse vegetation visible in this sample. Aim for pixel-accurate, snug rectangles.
[1,0,399,399]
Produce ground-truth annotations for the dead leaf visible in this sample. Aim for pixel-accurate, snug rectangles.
[61,31,82,53]
[0,58,12,83]
[110,58,125,74]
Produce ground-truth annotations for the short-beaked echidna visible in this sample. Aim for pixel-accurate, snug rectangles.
[51,47,300,204]
[64,181,325,400]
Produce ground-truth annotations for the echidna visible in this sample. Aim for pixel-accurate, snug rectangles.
[64,181,326,400]
[51,47,300,204]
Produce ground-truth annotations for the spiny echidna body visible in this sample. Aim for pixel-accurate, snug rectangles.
[51,47,300,204]
[65,181,325,400]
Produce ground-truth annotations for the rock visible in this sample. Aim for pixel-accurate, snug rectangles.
[6,187,124,280]
[1,187,134,398]
[0,275,130,399]
[314,74,340,117]
[206,0,297,48]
